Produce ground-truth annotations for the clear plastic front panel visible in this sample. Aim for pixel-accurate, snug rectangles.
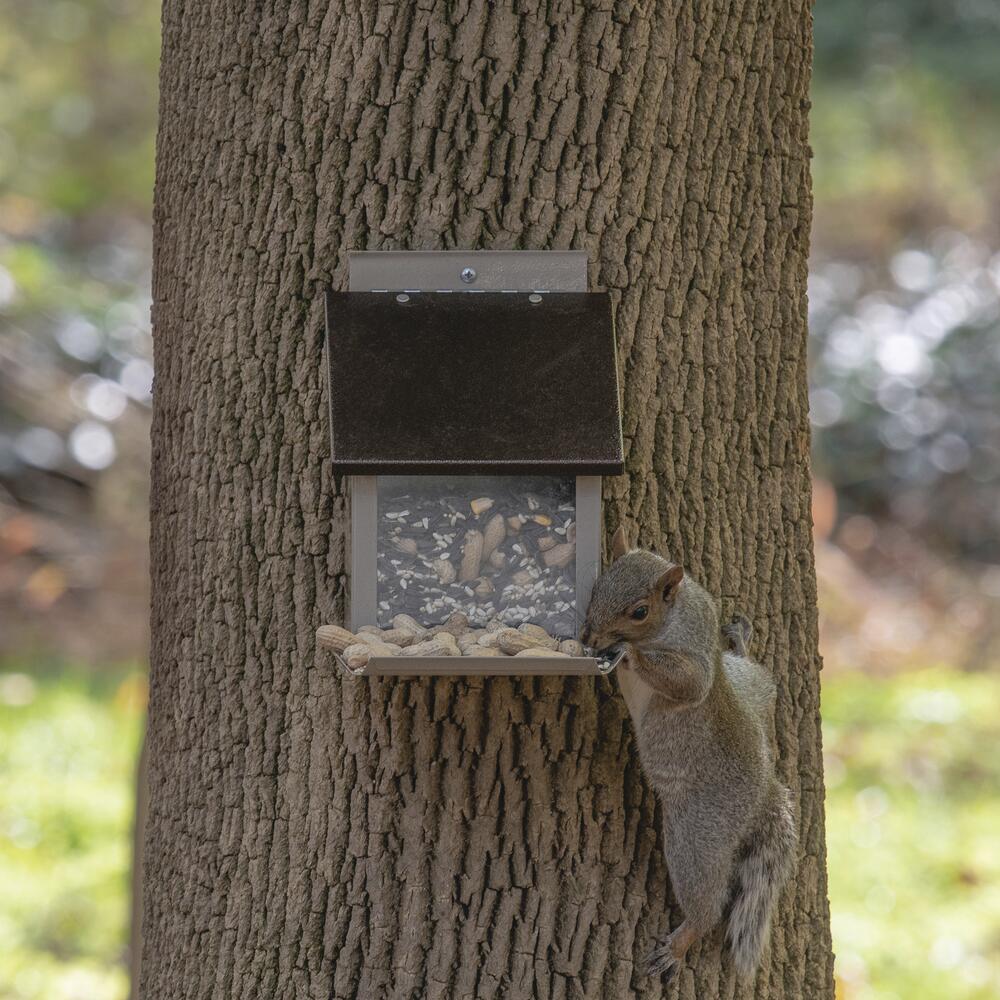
[376,475,577,637]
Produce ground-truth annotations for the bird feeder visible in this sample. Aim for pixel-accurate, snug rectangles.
[323,251,625,676]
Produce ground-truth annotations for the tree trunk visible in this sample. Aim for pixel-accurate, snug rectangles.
[143,2,832,998]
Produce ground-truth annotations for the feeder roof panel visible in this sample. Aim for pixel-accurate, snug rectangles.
[325,290,624,476]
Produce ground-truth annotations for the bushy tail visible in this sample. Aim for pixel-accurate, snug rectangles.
[726,782,796,978]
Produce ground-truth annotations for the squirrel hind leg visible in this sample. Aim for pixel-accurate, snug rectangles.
[644,921,700,981]
[722,614,753,658]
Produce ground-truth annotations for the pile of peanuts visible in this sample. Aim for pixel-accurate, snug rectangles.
[317,611,586,671]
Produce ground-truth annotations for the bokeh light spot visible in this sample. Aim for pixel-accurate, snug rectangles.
[68,421,116,470]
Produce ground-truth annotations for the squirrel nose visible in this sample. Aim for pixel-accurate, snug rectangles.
[581,623,592,645]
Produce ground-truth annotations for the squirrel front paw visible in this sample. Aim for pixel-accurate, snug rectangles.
[722,615,753,658]
[619,646,640,672]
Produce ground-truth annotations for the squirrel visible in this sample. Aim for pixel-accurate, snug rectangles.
[581,527,796,982]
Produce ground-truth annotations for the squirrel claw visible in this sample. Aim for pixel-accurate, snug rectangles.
[722,614,753,657]
[644,943,679,980]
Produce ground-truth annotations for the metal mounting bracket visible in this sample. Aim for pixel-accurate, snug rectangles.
[348,250,587,293]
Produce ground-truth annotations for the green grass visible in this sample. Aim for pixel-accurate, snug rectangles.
[824,669,1000,1000]
[0,665,144,1000]
[1,664,998,999]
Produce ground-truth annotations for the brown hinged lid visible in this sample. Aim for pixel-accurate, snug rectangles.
[324,290,624,475]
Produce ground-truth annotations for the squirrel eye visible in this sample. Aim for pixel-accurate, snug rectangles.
[630,606,649,621]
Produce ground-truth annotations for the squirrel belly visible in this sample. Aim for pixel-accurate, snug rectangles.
[631,652,771,821]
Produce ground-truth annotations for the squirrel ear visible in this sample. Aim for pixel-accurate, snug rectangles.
[610,525,630,561]
[657,565,684,601]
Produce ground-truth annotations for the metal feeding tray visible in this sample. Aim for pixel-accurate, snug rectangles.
[332,648,625,678]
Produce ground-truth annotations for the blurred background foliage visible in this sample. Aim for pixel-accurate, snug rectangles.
[0,0,156,667]
[1,1,999,998]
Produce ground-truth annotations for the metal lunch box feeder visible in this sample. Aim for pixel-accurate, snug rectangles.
[324,251,625,676]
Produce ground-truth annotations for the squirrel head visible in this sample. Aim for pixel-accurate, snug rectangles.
[581,527,685,653]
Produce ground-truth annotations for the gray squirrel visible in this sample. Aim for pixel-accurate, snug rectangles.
[581,528,796,982]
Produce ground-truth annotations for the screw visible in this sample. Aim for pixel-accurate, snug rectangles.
[396,293,410,303]
[528,293,543,304]
[460,267,477,284]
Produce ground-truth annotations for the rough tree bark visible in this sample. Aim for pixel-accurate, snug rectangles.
[144,2,832,998]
